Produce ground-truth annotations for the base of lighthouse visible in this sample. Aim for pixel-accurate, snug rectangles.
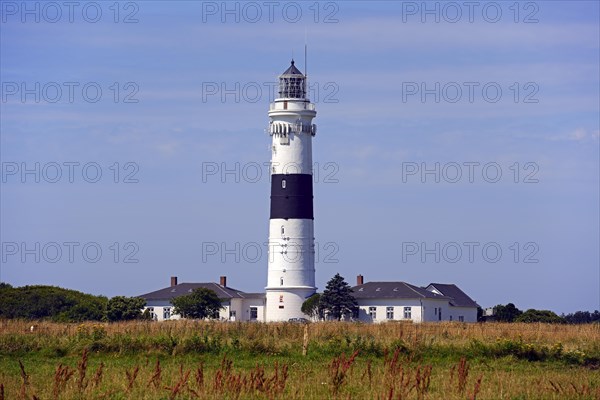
[265,288,316,321]
[265,218,316,322]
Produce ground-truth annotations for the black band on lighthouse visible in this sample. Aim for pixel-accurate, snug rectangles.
[270,174,313,219]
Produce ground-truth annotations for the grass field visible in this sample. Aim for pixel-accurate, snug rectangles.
[0,320,598,399]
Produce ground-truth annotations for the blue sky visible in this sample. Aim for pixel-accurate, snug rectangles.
[1,1,598,314]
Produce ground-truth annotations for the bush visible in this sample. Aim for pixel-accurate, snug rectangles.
[0,285,107,321]
[515,309,564,324]
[107,296,145,321]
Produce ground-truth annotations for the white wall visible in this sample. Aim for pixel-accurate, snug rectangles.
[355,298,478,323]
[241,298,266,321]
[420,299,453,322]
[143,298,268,322]
[268,101,316,175]
[446,306,478,322]
[265,288,313,321]
[143,300,174,322]
[356,298,424,323]
[267,219,315,289]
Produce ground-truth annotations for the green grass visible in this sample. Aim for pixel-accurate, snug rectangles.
[0,320,598,399]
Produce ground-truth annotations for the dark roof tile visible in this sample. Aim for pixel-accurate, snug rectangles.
[351,282,450,300]
[138,283,262,301]
[426,283,480,308]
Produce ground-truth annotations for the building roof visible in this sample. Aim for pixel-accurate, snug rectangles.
[281,59,304,76]
[242,293,267,298]
[138,283,262,301]
[426,283,480,308]
[351,281,451,300]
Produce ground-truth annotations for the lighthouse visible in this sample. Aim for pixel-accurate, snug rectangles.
[265,60,317,321]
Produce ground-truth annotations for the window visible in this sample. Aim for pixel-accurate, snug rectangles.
[434,307,438,315]
[279,295,284,303]
[280,277,284,286]
[403,307,412,319]
[229,310,236,320]
[250,307,258,320]
[163,307,171,320]
[282,180,286,189]
[279,305,284,309]
[386,307,394,320]
[449,316,453,321]
[147,307,155,320]
[368,307,377,320]
[281,226,285,235]
[458,316,464,322]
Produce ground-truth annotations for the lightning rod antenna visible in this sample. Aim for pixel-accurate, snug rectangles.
[304,28,308,78]
[304,28,308,97]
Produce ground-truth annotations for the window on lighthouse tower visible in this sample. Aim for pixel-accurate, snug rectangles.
[282,179,286,189]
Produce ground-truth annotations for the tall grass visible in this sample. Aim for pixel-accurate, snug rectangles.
[0,320,599,399]
[1,320,598,364]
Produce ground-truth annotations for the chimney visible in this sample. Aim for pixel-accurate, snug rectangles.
[170,276,178,287]
[220,276,227,287]
[357,274,364,286]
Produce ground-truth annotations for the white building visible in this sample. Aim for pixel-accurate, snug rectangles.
[139,275,479,323]
[265,60,318,321]
[352,275,479,323]
[140,276,265,322]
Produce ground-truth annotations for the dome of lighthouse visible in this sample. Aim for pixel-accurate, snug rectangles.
[278,59,306,99]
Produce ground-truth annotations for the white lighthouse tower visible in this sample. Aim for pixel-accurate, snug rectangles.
[265,60,317,321]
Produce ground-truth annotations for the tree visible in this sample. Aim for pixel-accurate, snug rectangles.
[515,309,564,323]
[171,288,223,319]
[141,308,153,320]
[0,284,107,321]
[301,293,322,320]
[319,273,358,321]
[494,303,522,322]
[477,306,484,322]
[563,310,600,324]
[58,297,107,322]
[106,296,145,322]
